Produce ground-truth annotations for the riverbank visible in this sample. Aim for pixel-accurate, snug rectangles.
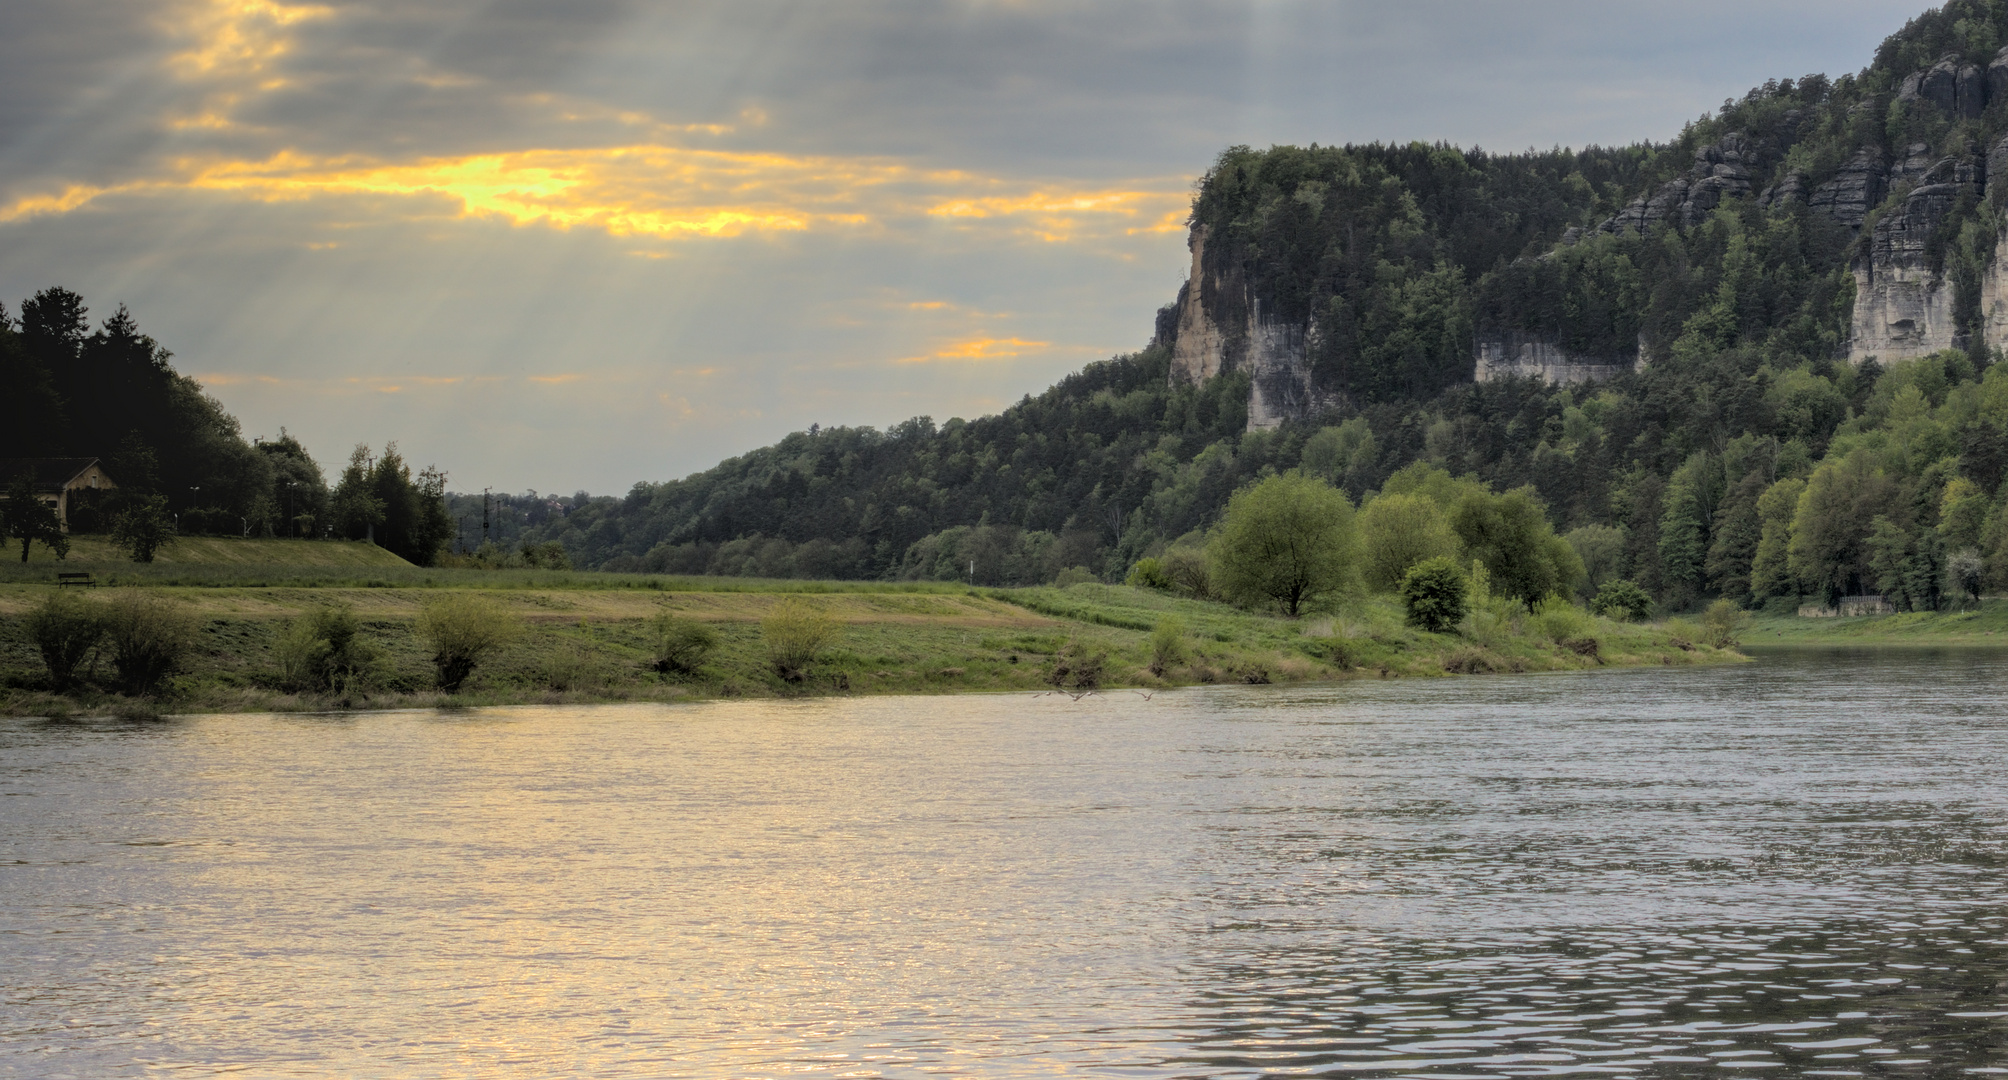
[0,553,1739,716]
[1745,598,2008,645]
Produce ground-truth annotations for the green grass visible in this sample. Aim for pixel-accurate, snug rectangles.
[1745,598,2008,645]
[9,535,413,569]
[0,577,1738,717]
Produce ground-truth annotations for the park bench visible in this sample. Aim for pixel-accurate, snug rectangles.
[56,572,95,588]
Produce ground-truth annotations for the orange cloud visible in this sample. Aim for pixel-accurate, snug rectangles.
[898,336,1052,364]
[527,373,586,384]
[2,145,1191,250]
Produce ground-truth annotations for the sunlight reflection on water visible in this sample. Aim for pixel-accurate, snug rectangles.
[1,649,2005,1077]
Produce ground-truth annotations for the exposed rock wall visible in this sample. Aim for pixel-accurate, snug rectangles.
[1848,176,1972,364]
[1164,224,1341,429]
[1473,333,1640,385]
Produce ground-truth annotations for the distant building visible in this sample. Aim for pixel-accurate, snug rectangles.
[0,458,118,530]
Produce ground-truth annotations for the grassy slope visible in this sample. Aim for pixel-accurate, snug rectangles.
[12,535,413,568]
[1745,599,2008,645]
[0,567,1737,716]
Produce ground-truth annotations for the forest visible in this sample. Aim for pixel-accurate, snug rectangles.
[0,289,450,566]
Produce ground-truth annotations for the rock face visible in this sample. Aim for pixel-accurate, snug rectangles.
[1164,225,1342,429]
[1807,148,1887,231]
[1848,180,1971,364]
[1473,334,1641,385]
[1601,132,1769,234]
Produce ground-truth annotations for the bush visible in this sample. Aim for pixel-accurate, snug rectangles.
[1148,616,1187,676]
[1053,566,1097,587]
[273,605,381,693]
[104,589,197,696]
[1400,556,1470,633]
[1208,473,1359,616]
[1590,579,1654,621]
[1530,595,1592,643]
[1700,598,1749,648]
[1125,557,1173,590]
[1664,616,1700,650]
[648,612,719,676]
[762,597,842,680]
[1160,546,1212,599]
[416,594,522,691]
[1045,639,1107,694]
[26,592,106,691]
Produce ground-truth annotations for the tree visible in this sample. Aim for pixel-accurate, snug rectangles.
[1400,555,1469,632]
[1358,492,1458,594]
[1207,473,1359,616]
[329,445,387,543]
[1449,486,1583,608]
[1706,470,1768,605]
[1947,549,1985,605]
[1789,453,1904,607]
[111,494,175,563]
[1590,579,1654,621]
[1750,477,1806,600]
[1657,453,1715,608]
[3,475,67,562]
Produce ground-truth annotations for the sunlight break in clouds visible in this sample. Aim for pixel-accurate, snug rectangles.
[3,148,1190,248]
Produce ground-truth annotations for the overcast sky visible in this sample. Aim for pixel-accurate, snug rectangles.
[1,0,1910,494]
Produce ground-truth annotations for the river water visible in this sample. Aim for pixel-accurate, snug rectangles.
[2,649,2005,1078]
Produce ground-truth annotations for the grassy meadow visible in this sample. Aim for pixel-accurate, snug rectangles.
[1744,599,2008,646]
[0,538,1742,717]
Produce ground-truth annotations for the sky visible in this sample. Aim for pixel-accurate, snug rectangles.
[0,0,1912,496]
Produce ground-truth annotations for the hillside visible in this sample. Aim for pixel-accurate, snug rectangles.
[511,1,2008,616]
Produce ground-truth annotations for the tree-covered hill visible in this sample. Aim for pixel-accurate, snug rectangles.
[513,0,2008,616]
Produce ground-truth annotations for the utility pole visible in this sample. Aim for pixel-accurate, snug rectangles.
[483,488,491,546]
[968,559,975,587]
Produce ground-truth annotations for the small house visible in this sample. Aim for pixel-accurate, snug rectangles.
[0,458,118,530]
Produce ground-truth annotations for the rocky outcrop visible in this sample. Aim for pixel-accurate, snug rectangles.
[1602,132,1770,234]
[1163,225,1341,429]
[1898,55,1985,119]
[1473,334,1640,385]
[1848,180,1971,364]
[1807,148,1887,231]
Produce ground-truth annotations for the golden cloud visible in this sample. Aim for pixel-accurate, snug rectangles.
[2,145,1190,248]
[897,336,1054,364]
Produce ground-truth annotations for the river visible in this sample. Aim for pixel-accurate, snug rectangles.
[2,648,2004,1077]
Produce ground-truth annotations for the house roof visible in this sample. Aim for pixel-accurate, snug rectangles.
[0,458,108,494]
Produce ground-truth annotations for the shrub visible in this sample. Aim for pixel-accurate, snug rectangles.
[1053,566,1097,587]
[273,605,381,693]
[104,589,197,696]
[1400,556,1470,633]
[1699,599,1750,648]
[1125,557,1173,590]
[1664,616,1700,650]
[26,592,106,691]
[648,612,719,676]
[762,596,842,680]
[416,594,522,691]
[1160,546,1212,599]
[1590,579,1654,621]
[1530,595,1592,643]
[1045,639,1107,694]
[1148,616,1188,676]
